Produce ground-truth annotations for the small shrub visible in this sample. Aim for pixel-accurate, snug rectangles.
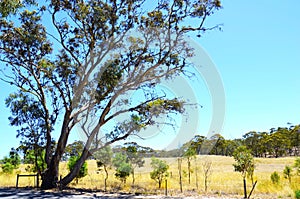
[1,162,15,174]
[115,162,132,183]
[67,156,88,184]
[270,171,280,184]
[295,190,300,199]
[294,158,300,176]
[1,149,21,174]
[283,165,292,183]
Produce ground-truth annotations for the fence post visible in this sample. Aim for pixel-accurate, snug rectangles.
[243,179,247,199]
[16,174,19,189]
[59,175,62,191]
[36,174,39,188]
[165,179,168,196]
[178,158,183,193]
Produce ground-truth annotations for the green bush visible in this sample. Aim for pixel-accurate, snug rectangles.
[1,162,15,174]
[112,153,132,183]
[115,162,132,183]
[270,171,280,184]
[295,190,300,199]
[294,158,300,176]
[24,149,46,173]
[1,149,21,174]
[67,156,88,184]
[283,165,292,183]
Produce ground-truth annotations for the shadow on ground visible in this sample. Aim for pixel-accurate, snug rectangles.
[0,188,81,198]
[0,188,187,199]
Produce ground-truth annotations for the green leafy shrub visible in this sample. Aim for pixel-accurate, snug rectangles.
[24,149,46,174]
[67,156,88,184]
[283,165,293,183]
[115,162,132,183]
[270,171,280,184]
[1,149,21,174]
[294,158,300,176]
[112,153,132,183]
[1,162,15,174]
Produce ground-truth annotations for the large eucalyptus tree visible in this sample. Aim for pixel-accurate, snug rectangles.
[0,0,221,189]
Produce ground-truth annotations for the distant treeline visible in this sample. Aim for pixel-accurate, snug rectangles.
[111,125,300,159]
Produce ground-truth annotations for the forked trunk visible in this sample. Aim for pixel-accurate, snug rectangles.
[41,111,71,189]
[41,158,59,189]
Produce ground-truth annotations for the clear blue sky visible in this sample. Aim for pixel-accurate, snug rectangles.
[198,0,300,140]
[1,0,300,158]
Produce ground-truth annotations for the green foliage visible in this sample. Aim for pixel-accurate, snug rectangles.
[5,91,55,175]
[189,135,206,154]
[283,165,293,183]
[94,146,113,168]
[93,146,113,191]
[150,157,169,188]
[0,0,22,17]
[63,141,85,160]
[124,142,145,168]
[294,158,300,176]
[295,190,300,199]
[123,142,145,185]
[184,147,197,158]
[67,156,88,184]
[112,153,132,183]
[241,125,300,158]
[1,162,15,174]
[243,131,265,157]
[269,128,291,158]
[232,146,255,179]
[0,0,36,17]
[115,162,132,183]
[23,149,46,174]
[210,134,226,155]
[112,153,127,168]
[270,171,280,184]
[1,148,21,174]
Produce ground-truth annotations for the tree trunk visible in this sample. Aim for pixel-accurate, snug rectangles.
[188,158,191,184]
[60,147,90,187]
[132,169,135,186]
[41,111,72,189]
[243,178,247,199]
[104,165,108,192]
[41,157,59,189]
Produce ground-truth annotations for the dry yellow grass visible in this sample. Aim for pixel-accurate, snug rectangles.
[0,155,299,198]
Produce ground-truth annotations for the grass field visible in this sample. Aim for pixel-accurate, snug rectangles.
[0,155,299,198]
